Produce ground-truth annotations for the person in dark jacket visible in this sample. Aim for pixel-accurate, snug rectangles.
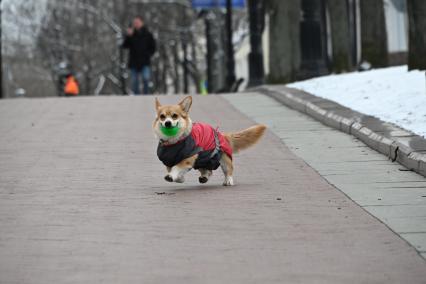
[122,16,156,95]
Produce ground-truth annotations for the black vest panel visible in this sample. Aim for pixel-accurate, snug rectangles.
[193,149,222,170]
[157,136,200,168]
[157,135,222,170]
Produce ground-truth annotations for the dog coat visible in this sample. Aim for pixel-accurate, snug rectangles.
[157,123,232,170]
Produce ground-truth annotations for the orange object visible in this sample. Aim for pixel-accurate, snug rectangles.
[64,76,79,95]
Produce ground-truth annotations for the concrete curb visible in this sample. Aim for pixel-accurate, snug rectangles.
[253,85,426,178]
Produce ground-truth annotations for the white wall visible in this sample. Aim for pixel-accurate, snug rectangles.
[235,35,250,90]
[234,13,270,90]
[384,0,408,53]
[262,13,270,77]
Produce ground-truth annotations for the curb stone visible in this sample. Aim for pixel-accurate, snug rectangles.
[253,85,426,178]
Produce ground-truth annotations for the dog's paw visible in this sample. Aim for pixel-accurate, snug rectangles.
[223,176,234,186]
[175,176,185,183]
[199,176,208,184]
[164,175,173,182]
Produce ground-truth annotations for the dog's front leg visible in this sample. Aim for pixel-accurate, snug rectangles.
[166,166,190,183]
[164,155,197,183]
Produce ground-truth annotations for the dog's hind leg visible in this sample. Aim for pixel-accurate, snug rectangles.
[164,167,174,182]
[198,169,212,184]
[220,154,234,186]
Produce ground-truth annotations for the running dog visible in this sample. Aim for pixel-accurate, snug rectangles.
[153,96,266,186]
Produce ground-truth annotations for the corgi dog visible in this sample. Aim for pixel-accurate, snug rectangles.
[153,96,266,186]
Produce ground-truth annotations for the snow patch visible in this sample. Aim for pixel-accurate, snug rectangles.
[288,66,426,137]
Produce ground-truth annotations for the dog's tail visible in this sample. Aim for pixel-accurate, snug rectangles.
[225,124,267,153]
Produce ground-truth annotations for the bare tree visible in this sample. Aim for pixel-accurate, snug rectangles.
[327,0,352,72]
[407,0,426,71]
[2,0,54,98]
[2,0,235,97]
[266,0,301,83]
[360,0,388,67]
[37,0,125,96]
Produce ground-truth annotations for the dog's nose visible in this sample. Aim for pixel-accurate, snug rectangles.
[165,121,172,128]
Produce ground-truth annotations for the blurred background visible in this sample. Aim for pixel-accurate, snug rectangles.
[0,0,423,98]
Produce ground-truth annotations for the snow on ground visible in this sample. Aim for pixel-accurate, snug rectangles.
[287,66,426,137]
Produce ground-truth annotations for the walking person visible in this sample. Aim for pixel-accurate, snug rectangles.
[122,16,156,95]
[64,73,80,97]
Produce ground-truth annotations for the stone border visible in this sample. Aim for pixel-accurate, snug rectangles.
[253,85,426,178]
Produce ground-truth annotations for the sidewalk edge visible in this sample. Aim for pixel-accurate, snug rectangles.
[252,85,426,178]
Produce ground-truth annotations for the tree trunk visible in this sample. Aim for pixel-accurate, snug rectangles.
[172,42,180,94]
[327,0,352,72]
[407,0,426,70]
[266,0,301,83]
[360,0,388,67]
[0,0,3,99]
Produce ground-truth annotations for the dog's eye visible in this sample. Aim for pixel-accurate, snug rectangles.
[172,114,178,120]
[159,114,166,120]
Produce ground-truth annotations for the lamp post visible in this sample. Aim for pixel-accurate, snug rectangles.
[299,0,328,79]
[225,0,236,92]
[182,32,189,94]
[0,0,3,99]
[247,0,264,87]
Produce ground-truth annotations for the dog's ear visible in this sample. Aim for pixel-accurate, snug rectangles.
[155,97,161,111]
[179,96,192,113]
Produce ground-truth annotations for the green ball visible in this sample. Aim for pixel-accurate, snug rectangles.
[160,125,180,137]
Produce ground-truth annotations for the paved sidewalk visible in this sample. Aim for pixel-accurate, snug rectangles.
[225,93,426,259]
[0,96,426,283]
